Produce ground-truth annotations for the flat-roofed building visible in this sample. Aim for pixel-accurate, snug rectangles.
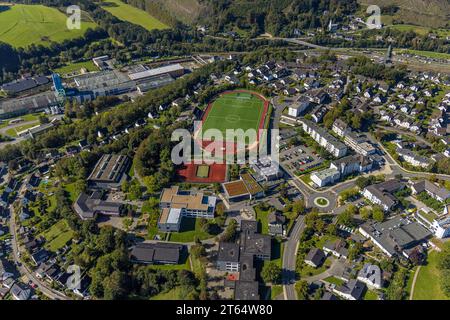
[73,191,123,220]
[239,220,271,261]
[136,74,175,95]
[234,280,260,300]
[359,216,432,258]
[157,208,182,232]
[158,186,217,232]
[250,156,282,182]
[311,168,340,187]
[217,242,240,272]
[299,118,347,158]
[130,242,185,265]
[0,91,59,119]
[128,64,185,81]
[415,206,450,239]
[87,154,130,189]
[159,186,216,218]
[222,173,264,202]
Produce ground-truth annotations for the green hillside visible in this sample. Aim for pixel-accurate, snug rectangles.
[0,4,96,48]
[101,0,169,30]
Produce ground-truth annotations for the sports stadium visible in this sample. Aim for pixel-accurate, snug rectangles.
[195,89,270,155]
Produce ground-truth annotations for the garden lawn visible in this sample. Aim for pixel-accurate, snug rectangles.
[40,220,74,252]
[168,218,214,243]
[363,289,379,300]
[299,257,332,278]
[150,287,184,300]
[271,285,283,300]
[413,251,449,300]
[323,276,345,286]
[254,205,270,235]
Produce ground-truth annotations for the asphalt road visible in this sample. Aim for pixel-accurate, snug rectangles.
[9,179,69,300]
[282,215,305,300]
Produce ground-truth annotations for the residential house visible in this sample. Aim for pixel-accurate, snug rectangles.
[362,180,405,211]
[267,211,286,236]
[323,239,348,259]
[305,248,326,268]
[333,279,366,300]
[357,264,383,289]
[397,148,433,168]
[411,180,450,202]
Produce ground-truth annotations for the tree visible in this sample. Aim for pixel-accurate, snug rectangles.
[39,115,50,124]
[261,262,282,284]
[372,207,385,222]
[337,208,355,227]
[292,200,306,216]
[348,243,363,261]
[360,207,372,220]
[295,280,309,300]
[143,175,160,194]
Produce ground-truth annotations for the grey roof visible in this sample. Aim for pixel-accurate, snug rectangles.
[73,191,122,220]
[305,248,325,266]
[412,180,450,200]
[240,232,272,258]
[240,220,258,235]
[88,154,130,184]
[335,279,365,300]
[361,216,432,256]
[397,148,432,165]
[301,118,347,151]
[364,180,404,209]
[234,280,260,300]
[130,242,183,264]
[1,76,49,94]
[217,242,240,263]
[268,212,286,225]
[239,254,256,281]
[357,264,382,288]
[321,292,338,300]
[10,283,31,300]
[0,91,59,116]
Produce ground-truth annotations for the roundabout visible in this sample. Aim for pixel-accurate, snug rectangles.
[313,196,330,208]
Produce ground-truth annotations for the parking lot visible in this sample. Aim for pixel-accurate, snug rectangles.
[279,142,325,174]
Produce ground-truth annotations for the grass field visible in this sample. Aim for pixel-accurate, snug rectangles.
[5,122,39,137]
[413,251,449,300]
[389,24,450,37]
[168,218,215,243]
[101,0,168,31]
[196,165,210,178]
[40,220,74,252]
[0,4,96,48]
[398,49,450,60]
[53,61,99,75]
[202,91,267,141]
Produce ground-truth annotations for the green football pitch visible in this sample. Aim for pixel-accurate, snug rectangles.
[0,4,96,48]
[202,91,266,141]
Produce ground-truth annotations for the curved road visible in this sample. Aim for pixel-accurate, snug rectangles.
[9,178,69,300]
